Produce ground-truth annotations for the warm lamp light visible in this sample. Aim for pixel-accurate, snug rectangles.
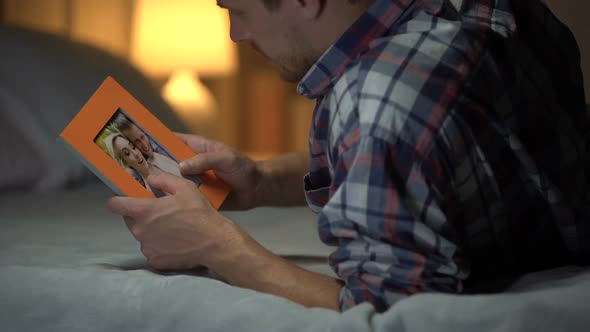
[162,69,216,114]
[130,0,237,130]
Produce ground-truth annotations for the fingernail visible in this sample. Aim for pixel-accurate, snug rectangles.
[179,161,187,170]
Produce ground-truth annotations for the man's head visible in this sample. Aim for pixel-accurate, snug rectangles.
[111,113,154,159]
[217,0,373,82]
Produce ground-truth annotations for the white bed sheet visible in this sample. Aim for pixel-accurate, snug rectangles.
[1,184,589,332]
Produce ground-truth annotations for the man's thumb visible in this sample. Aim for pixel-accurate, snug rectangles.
[147,173,186,195]
[179,152,225,175]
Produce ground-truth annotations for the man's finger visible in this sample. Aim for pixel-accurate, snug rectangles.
[148,173,194,195]
[123,217,145,241]
[179,151,229,175]
[123,216,135,232]
[108,196,155,218]
[175,132,209,153]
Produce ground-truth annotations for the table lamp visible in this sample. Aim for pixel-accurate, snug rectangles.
[130,0,237,132]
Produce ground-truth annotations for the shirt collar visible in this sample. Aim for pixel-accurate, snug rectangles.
[296,0,516,99]
[297,0,423,99]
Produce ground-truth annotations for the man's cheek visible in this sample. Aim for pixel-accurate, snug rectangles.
[137,142,148,152]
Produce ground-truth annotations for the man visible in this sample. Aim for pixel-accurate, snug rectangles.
[108,0,590,312]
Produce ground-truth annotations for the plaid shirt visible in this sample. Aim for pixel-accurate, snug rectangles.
[298,0,590,312]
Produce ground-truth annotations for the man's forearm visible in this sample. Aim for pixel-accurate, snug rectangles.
[210,225,342,311]
[255,152,310,207]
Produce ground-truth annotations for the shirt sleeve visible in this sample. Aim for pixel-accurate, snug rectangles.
[318,132,467,312]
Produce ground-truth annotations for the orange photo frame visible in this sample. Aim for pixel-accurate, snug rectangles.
[59,76,230,209]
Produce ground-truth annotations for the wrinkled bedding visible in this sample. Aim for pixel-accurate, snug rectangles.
[1,184,589,332]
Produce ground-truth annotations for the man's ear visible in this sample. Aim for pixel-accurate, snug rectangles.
[288,0,324,20]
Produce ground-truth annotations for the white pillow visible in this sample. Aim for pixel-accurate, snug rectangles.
[0,86,85,191]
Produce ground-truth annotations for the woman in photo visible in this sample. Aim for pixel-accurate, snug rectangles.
[103,133,182,197]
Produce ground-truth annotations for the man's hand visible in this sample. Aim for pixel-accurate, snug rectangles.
[108,172,343,311]
[107,173,246,270]
[176,133,310,210]
[176,133,264,210]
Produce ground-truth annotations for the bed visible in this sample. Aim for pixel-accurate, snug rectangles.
[1,25,589,332]
[2,180,590,332]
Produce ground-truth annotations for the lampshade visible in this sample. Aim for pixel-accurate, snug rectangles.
[130,0,237,77]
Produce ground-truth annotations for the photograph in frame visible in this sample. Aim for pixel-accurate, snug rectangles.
[59,76,229,208]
